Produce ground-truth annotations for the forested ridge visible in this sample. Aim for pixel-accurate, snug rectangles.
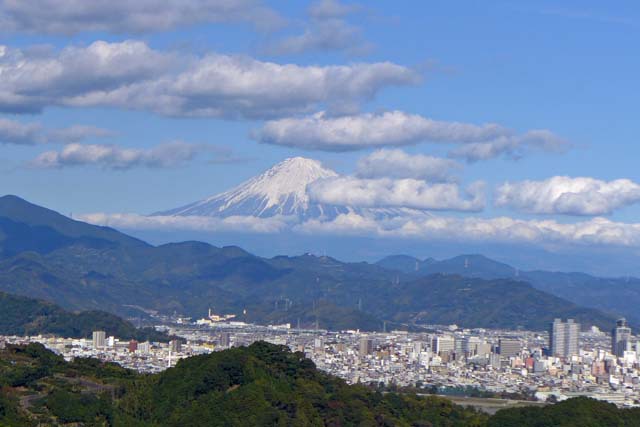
[1,341,639,426]
[0,291,167,342]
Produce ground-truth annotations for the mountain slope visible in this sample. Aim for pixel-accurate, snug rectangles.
[424,254,518,279]
[0,195,147,251]
[376,254,433,273]
[154,157,349,220]
[377,254,517,279]
[153,157,418,221]
[378,253,640,324]
[0,195,621,331]
[0,291,166,341]
[382,275,613,331]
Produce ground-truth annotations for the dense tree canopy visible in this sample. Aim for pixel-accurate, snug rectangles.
[0,342,638,426]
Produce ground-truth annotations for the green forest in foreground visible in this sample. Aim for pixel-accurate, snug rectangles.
[0,342,639,427]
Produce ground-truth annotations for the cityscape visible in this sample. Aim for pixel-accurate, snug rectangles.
[1,0,639,425]
[3,312,640,410]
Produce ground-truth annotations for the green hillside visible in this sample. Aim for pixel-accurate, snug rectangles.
[0,195,620,332]
[0,291,167,341]
[1,342,638,426]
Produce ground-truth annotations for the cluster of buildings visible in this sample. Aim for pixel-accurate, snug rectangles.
[2,332,213,373]
[168,317,640,407]
[2,316,640,407]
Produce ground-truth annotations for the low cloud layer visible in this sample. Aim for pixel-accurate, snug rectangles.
[496,176,640,216]
[0,41,420,118]
[0,118,110,145]
[0,0,284,34]
[31,141,203,170]
[309,177,485,212]
[356,149,461,182]
[79,212,292,234]
[256,111,567,160]
[296,214,640,248]
[79,210,640,250]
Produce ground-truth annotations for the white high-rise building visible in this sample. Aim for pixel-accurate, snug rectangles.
[549,319,580,358]
[92,331,106,349]
[432,336,455,355]
[138,341,151,354]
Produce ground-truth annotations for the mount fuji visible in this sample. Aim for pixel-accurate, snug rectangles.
[154,157,418,221]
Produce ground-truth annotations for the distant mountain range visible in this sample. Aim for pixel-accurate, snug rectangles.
[0,194,632,331]
[376,254,640,324]
[154,157,417,221]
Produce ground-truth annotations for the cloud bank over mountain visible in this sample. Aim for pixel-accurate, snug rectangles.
[77,156,640,253]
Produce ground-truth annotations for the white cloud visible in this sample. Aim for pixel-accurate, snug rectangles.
[296,213,640,248]
[0,118,42,145]
[308,177,485,212]
[0,117,111,145]
[0,41,419,118]
[84,209,640,250]
[448,129,569,162]
[309,0,360,19]
[0,0,285,34]
[356,149,461,182]
[72,156,640,248]
[30,141,202,170]
[78,212,292,234]
[496,176,640,216]
[0,40,174,114]
[256,111,564,159]
[268,19,370,56]
[257,111,506,150]
[267,0,369,56]
[256,111,568,159]
[45,125,114,144]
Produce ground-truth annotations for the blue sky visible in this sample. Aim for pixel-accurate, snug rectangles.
[1,0,640,273]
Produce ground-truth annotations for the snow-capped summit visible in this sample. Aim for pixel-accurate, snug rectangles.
[154,157,350,220]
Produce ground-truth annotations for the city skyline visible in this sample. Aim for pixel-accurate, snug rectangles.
[3,313,639,409]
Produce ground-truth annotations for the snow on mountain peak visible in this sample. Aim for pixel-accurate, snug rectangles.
[154,157,342,219]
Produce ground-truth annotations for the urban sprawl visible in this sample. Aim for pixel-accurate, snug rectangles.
[2,314,640,408]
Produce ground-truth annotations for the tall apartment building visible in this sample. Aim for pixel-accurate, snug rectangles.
[138,341,151,354]
[612,318,632,357]
[219,332,231,348]
[498,338,522,358]
[359,337,374,357]
[432,336,455,355]
[549,319,580,358]
[92,330,106,349]
[170,339,182,353]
